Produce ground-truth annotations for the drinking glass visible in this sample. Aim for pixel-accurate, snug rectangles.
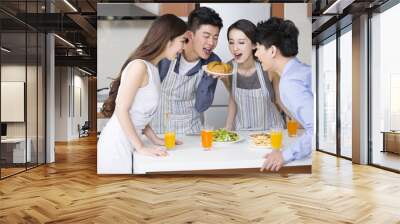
[164,130,176,150]
[201,126,213,150]
[287,119,298,137]
[270,128,283,150]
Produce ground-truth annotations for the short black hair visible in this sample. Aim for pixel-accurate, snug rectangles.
[227,19,256,44]
[188,7,223,33]
[255,17,299,57]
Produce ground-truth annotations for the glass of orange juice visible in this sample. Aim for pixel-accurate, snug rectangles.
[287,119,298,137]
[164,131,176,150]
[270,128,283,150]
[201,126,213,150]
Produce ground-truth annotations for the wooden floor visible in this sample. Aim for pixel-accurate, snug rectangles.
[372,150,400,171]
[1,136,400,224]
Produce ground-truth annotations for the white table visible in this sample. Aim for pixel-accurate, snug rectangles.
[133,131,311,174]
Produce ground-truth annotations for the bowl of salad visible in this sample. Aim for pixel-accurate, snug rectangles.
[212,128,243,144]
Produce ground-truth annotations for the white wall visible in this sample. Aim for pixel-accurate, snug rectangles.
[134,3,159,15]
[1,65,35,137]
[97,20,153,90]
[284,3,312,65]
[55,67,89,141]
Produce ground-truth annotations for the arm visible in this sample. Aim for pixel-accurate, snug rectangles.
[195,73,218,112]
[143,125,163,145]
[115,61,167,157]
[280,78,314,163]
[195,54,221,112]
[225,94,237,130]
[261,77,313,172]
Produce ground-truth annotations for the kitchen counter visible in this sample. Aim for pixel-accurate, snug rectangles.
[133,130,311,174]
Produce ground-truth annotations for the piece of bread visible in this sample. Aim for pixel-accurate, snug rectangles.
[207,61,233,74]
[249,133,271,147]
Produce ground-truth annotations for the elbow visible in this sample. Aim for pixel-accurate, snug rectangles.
[114,105,129,118]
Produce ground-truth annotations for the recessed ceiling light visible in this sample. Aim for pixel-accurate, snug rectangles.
[63,0,78,12]
[78,67,93,76]
[1,47,11,53]
[54,34,75,48]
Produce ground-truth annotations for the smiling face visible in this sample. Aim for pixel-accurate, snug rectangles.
[255,43,275,72]
[165,34,187,60]
[228,28,255,64]
[188,24,220,60]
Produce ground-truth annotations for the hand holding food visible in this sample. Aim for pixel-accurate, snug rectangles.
[204,61,233,78]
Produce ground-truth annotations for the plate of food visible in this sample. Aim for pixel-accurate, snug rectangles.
[202,61,233,76]
[249,132,272,148]
[212,128,244,144]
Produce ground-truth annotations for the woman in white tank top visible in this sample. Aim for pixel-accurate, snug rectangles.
[97,15,187,174]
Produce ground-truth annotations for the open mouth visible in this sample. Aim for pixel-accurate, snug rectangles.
[234,53,243,60]
[203,48,212,56]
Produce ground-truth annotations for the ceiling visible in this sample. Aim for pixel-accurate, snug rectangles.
[1,0,316,75]
[312,0,391,44]
[1,0,97,74]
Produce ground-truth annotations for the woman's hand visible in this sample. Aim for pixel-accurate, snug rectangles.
[175,139,183,145]
[205,71,229,80]
[136,146,168,157]
[225,125,233,131]
[152,137,165,146]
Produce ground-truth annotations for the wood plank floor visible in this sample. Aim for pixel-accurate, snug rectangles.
[1,135,400,224]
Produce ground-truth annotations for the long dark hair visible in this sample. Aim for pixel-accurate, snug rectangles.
[227,19,256,44]
[101,14,187,117]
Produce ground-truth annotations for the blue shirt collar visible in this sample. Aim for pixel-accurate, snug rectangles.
[281,57,299,78]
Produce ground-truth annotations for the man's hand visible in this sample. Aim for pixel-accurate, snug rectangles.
[260,150,284,172]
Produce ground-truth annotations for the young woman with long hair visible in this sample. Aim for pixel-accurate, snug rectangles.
[222,19,284,131]
[98,14,187,174]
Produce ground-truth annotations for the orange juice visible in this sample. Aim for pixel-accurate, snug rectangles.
[164,131,175,149]
[201,130,213,149]
[270,130,283,150]
[287,120,298,137]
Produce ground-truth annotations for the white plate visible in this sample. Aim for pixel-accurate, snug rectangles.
[202,65,233,77]
[213,135,245,145]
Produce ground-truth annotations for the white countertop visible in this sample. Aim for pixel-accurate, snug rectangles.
[133,130,311,174]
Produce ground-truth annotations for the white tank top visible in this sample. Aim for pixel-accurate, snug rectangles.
[116,59,161,130]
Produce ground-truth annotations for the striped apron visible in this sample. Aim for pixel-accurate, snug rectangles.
[151,58,203,135]
[232,61,284,131]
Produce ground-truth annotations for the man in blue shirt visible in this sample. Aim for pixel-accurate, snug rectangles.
[255,17,314,172]
[151,7,223,135]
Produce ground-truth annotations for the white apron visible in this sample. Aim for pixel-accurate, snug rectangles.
[232,61,284,131]
[151,58,203,135]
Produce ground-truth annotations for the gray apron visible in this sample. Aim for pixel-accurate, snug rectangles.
[232,61,284,131]
[151,58,203,134]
